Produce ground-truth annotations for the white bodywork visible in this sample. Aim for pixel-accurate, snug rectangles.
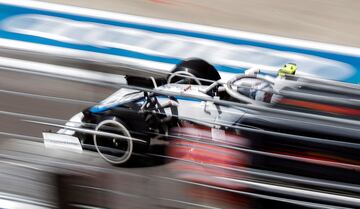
[43,132,82,153]
[43,112,84,152]
[155,84,246,127]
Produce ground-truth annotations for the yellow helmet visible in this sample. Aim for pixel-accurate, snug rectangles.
[278,63,297,77]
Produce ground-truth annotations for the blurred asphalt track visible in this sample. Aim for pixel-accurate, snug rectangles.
[0,70,257,208]
[0,70,110,203]
[42,0,360,47]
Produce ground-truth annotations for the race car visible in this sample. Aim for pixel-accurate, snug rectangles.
[41,58,360,169]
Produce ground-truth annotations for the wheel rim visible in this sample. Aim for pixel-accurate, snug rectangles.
[94,119,133,164]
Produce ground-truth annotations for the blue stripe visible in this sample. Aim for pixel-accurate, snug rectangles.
[89,105,111,113]
[0,4,360,83]
[174,96,203,102]
[157,95,203,102]
[89,95,202,113]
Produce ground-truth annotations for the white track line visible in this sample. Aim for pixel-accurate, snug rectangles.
[0,56,127,85]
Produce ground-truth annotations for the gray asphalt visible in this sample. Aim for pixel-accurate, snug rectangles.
[1,70,360,209]
[0,70,109,205]
[0,70,111,137]
[42,0,360,47]
[0,70,249,209]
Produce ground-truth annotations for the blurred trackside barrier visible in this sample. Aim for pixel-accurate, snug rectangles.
[0,0,360,83]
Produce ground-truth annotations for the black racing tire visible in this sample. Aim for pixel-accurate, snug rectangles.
[93,118,134,165]
[168,58,221,85]
[126,75,166,88]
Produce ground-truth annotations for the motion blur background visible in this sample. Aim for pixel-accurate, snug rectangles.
[1,1,360,209]
[44,0,360,46]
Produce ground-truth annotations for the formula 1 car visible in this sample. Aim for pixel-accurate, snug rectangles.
[41,58,360,169]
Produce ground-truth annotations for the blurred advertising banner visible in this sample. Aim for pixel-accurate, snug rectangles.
[0,0,360,83]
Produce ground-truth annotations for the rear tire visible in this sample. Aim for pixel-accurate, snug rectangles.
[168,58,221,85]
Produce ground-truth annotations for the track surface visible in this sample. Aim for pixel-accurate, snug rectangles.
[2,69,360,209]
[0,71,252,209]
[42,0,360,47]
[0,70,108,201]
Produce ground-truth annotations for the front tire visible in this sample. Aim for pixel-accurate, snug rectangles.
[93,119,133,165]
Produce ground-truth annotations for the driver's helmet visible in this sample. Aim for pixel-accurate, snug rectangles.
[278,63,297,77]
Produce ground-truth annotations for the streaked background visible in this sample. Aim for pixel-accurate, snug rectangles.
[0,1,359,208]
[43,0,360,46]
